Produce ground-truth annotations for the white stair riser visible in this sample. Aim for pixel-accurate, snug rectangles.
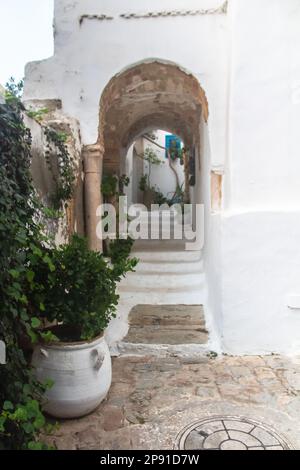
[115,342,210,358]
[117,290,205,305]
[132,252,202,262]
[134,264,204,274]
[120,273,205,289]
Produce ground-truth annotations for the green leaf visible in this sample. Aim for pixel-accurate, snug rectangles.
[20,294,28,305]
[43,378,54,390]
[28,441,44,450]
[20,311,29,321]
[31,317,41,329]
[9,269,20,279]
[40,331,58,343]
[23,384,31,396]
[27,329,38,344]
[22,422,34,434]
[26,270,35,283]
[30,244,43,257]
[12,406,28,421]
[43,255,55,272]
[33,413,45,429]
[0,416,6,432]
[3,401,14,411]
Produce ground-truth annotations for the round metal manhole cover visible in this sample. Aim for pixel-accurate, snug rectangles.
[175,416,292,450]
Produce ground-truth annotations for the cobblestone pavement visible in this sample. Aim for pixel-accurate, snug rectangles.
[49,354,300,450]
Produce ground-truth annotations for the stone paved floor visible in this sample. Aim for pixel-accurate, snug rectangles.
[123,305,208,345]
[49,354,300,450]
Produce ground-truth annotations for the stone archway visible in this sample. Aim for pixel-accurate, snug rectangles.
[84,59,209,251]
[100,59,208,174]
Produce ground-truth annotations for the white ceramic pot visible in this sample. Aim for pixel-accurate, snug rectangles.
[32,334,112,419]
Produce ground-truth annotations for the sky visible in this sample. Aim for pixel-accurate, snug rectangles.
[0,0,54,86]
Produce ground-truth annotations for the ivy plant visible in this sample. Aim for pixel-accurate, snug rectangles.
[36,235,138,341]
[44,127,76,210]
[0,92,56,450]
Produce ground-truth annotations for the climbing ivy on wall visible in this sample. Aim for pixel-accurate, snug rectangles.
[0,94,55,449]
[5,78,77,212]
[44,127,76,210]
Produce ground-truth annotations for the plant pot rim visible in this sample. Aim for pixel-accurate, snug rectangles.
[38,330,105,350]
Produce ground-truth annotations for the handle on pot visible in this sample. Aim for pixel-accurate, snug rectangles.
[40,348,49,358]
[91,349,105,371]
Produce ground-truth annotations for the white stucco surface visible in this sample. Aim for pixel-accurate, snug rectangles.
[24,0,300,355]
[24,0,229,168]
[220,0,300,353]
[144,131,185,200]
[125,131,185,204]
[227,0,300,210]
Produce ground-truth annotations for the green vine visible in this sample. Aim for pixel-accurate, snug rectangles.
[0,91,57,449]
[5,78,77,211]
[44,127,76,210]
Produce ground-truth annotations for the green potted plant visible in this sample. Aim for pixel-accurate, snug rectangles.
[32,235,137,419]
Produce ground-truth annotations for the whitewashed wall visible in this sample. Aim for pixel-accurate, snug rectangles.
[221,0,300,354]
[24,0,229,169]
[144,131,185,200]
[23,0,300,354]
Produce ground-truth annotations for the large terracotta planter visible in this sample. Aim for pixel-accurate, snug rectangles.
[32,334,111,419]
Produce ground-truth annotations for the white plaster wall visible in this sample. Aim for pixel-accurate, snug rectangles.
[23,0,300,355]
[227,0,300,210]
[199,116,223,350]
[220,0,300,354]
[222,212,300,355]
[24,0,229,170]
[144,131,185,199]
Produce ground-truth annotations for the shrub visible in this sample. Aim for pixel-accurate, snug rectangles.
[37,235,137,341]
[0,99,54,449]
[108,237,135,265]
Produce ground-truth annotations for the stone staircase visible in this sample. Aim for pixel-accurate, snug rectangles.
[107,234,212,357]
[123,305,208,345]
[119,240,205,303]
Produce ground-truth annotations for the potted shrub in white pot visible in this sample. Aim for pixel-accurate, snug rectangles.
[31,235,137,419]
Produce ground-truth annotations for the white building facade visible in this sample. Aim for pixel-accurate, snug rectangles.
[24,0,300,355]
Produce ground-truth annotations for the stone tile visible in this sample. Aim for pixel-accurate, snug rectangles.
[195,386,220,400]
[51,354,300,450]
[284,371,300,391]
[204,430,228,449]
[254,367,277,381]
[74,425,101,448]
[227,430,261,447]
[230,365,252,378]
[124,304,208,345]
[223,420,254,433]
[237,376,260,387]
[125,411,146,425]
[251,427,281,446]
[54,435,77,450]
[128,304,205,327]
[103,406,125,431]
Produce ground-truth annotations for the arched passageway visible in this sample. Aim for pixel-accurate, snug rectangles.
[83,59,210,252]
[82,59,213,349]
[99,60,208,176]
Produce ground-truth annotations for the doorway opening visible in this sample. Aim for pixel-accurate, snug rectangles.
[99,59,208,247]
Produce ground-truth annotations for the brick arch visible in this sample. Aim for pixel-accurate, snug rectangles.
[98,59,209,174]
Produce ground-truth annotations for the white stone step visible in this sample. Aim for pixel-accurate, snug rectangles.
[119,271,205,289]
[134,260,204,274]
[114,342,211,358]
[117,286,205,305]
[145,230,195,239]
[132,249,202,263]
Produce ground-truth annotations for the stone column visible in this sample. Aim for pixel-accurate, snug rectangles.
[83,144,103,252]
